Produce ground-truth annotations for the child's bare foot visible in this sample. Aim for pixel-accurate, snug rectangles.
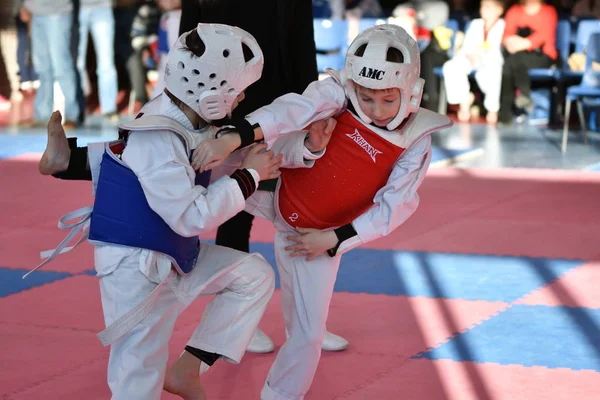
[164,351,207,400]
[457,93,474,122]
[457,105,471,122]
[486,111,498,125]
[39,111,70,175]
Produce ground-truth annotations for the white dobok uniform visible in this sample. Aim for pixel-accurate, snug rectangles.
[207,72,453,400]
[35,93,321,400]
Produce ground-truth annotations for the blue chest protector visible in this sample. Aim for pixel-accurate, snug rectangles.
[88,150,211,275]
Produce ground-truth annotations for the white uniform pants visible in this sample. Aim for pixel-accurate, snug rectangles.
[442,56,503,112]
[97,243,275,400]
[245,191,342,400]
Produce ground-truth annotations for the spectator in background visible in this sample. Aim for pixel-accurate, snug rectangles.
[152,0,181,98]
[413,0,451,111]
[113,0,157,112]
[77,0,119,121]
[19,0,80,128]
[499,0,558,125]
[13,0,38,94]
[442,0,505,124]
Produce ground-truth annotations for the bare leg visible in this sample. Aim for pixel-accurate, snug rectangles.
[164,351,207,400]
[39,111,70,175]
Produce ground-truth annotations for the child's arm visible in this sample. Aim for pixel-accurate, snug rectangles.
[245,77,346,146]
[193,103,339,173]
[272,117,335,168]
[123,130,279,237]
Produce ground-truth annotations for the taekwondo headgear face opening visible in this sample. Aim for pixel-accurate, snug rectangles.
[342,24,424,130]
[164,23,264,121]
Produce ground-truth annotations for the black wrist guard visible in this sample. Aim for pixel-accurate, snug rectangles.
[327,223,358,257]
[218,118,257,150]
[52,139,92,181]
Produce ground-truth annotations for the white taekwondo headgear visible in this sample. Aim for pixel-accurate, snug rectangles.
[342,24,424,130]
[164,23,264,121]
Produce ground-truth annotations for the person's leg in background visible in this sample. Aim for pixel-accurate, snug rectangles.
[126,47,148,105]
[420,45,449,111]
[499,52,520,124]
[47,13,80,125]
[89,6,118,118]
[474,64,502,124]
[30,15,54,125]
[76,7,91,118]
[113,4,145,112]
[15,15,37,91]
[512,51,554,110]
[0,34,12,110]
[442,56,474,121]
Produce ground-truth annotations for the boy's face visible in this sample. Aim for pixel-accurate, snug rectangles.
[356,85,401,128]
[480,1,503,22]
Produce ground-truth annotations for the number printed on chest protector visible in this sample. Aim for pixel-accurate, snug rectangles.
[288,213,299,222]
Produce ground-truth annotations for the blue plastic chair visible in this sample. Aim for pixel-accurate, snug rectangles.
[312,0,332,19]
[313,19,348,72]
[561,32,600,152]
[561,19,600,82]
[575,19,600,53]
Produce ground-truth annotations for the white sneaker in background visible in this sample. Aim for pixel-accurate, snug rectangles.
[247,328,276,353]
[321,330,349,351]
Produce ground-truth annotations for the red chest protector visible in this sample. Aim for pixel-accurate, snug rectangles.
[278,111,405,230]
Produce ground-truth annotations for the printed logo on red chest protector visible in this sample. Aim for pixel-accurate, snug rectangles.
[345,129,383,162]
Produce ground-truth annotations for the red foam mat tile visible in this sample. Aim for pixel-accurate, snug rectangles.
[169,291,507,360]
[0,323,107,398]
[394,218,600,260]
[0,227,94,272]
[1,274,105,331]
[339,358,600,400]
[516,261,600,309]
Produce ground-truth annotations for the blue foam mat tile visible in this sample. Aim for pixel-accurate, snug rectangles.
[418,304,600,371]
[0,267,73,297]
[248,243,582,302]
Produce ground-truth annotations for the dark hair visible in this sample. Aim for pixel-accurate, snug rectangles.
[184,28,254,62]
[353,44,404,63]
[184,30,206,57]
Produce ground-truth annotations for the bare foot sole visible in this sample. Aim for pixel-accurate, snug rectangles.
[39,111,71,175]
[164,352,207,400]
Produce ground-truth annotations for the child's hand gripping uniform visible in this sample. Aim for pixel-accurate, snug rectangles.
[189,24,453,400]
[28,23,320,400]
